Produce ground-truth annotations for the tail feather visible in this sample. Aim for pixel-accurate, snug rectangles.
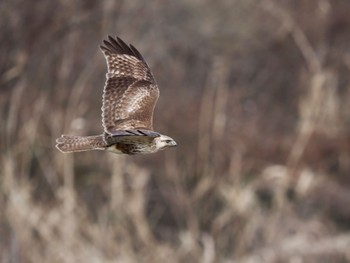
[56,134,107,153]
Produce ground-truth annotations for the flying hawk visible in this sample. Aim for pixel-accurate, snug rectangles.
[56,36,177,155]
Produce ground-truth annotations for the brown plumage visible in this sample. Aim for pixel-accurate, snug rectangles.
[56,36,176,155]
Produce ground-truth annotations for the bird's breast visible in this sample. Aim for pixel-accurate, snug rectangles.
[106,144,125,154]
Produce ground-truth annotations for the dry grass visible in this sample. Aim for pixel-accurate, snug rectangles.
[1,0,350,262]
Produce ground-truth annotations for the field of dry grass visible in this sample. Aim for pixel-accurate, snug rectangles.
[1,0,350,262]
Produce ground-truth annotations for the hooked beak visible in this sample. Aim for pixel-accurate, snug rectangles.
[170,140,177,147]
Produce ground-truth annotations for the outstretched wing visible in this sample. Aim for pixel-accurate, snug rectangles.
[100,36,159,134]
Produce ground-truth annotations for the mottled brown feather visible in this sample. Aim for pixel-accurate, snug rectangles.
[56,135,107,153]
[100,36,159,133]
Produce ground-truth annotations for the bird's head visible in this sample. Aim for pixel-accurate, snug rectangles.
[154,134,177,151]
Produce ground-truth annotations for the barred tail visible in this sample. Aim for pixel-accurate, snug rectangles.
[56,134,107,153]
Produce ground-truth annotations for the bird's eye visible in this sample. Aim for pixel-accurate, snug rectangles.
[165,140,172,143]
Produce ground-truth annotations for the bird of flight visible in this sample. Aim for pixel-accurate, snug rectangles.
[56,36,177,155]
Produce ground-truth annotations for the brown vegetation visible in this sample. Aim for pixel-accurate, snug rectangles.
[1,0,350,262]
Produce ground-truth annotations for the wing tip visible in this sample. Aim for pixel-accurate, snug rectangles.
[100,35,145,62]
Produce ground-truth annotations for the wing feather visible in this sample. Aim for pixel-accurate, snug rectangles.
[100,36,159,133]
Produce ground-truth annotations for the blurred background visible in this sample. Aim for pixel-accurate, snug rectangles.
[1,0,350,262]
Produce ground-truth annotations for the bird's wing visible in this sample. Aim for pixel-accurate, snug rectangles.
[100,36,159,134]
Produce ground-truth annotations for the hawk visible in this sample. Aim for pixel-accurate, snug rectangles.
[56,36,177,155]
